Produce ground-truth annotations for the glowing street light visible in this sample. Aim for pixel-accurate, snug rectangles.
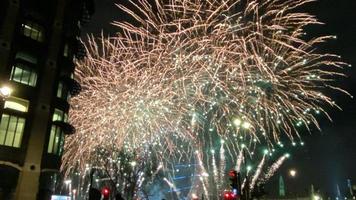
[0,85,12,99]
[289,169,297,177]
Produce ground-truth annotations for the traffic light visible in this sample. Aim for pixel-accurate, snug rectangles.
[101,187,110,200]
[223,191,238,200]
[229,170,239,192]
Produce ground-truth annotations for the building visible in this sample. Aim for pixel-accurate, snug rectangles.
[0,0,94,199]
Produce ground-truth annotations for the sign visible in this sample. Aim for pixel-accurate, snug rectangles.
[51,195,71,200]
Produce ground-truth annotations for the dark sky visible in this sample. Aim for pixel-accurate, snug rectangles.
[83,0,356,197]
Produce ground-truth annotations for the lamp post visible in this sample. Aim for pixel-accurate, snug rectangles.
[288,169,297,198]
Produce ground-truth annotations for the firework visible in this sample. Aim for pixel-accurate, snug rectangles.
[250,154,266,190]
[262,153,290,182]
[111,0,349,146]
[63,0,348,198]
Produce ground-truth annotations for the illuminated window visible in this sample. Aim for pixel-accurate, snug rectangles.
[4,97,29,112]
[21,21,44,42]
[10,63,37,86]
[0,114,25,148]
[52,109,63,121]
[64,113,68,122]
[52,109,68,123]
[56,82,71,101]
[47,125,64,155]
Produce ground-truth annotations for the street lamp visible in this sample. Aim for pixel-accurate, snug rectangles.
[0,85,12,100]
[289,169,297,177]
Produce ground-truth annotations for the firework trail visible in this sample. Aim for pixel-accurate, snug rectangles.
[200,176,210,200]
[250,154,266,190]
[263,154,289,182]
[195,150,210,199]
[137,174,145,189]
[150,163,163,183]
[241,178,247,191]
[163,177,181,198]
[219,141,226,189]
[235,149,244,172]
[211,150,219,190]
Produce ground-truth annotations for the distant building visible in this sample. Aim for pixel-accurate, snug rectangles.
[0,0,94,199]
[279,175,285,197]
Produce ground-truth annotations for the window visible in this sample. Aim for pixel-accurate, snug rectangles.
[56,82,71,100]
[47,125,64,155]
[10,63,37,86]
[4,97,29,112]
[15,52,37,64]
[52,109,68,123]
[21,21,44,42]
[56,82,63,98]
[0,114,25,148]
[63,44,69,57]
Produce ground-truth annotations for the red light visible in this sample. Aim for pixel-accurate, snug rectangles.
[229,170,237,177]
[101,187,110,197]
[223,191,236,200]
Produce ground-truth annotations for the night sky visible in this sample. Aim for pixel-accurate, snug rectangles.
[83,0,356,197]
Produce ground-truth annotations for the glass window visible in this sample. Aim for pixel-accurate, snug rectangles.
[10,63,37,86]
[56,82,71,101]
[63,44,69,57]
[56,82,63,98]
[4,97,29,112]
[64,113,68,123]
[0,114,25,148]
[21,21,44,42]
[15,52,37,64]
[47,125,64,155]
[52,109,65,122]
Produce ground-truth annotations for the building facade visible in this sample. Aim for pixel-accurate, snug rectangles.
[0,0,94,199]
